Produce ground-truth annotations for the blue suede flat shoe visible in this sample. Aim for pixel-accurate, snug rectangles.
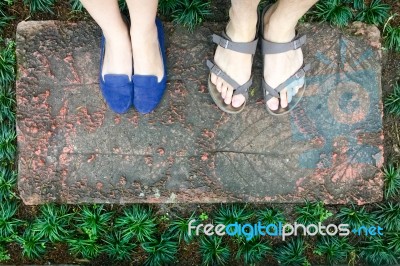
[99,35,133,114]
[132,18,167,114]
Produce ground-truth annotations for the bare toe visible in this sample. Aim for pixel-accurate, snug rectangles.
[216,77,224,93]
[267,98,279,110]
[221,83,228,99]
[232,94,245,108]
[211,73,218,85]
[224,86,233,105]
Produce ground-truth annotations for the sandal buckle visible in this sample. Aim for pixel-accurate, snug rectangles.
[295,69,304,79]
[220,39,229,49]
[212,66,222,76]
[293,39,301,50]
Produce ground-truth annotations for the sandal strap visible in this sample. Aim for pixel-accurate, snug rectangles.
[263,64,311,100]
[262,34,307,55]
[212,33,258,55]
[207,60,251,100]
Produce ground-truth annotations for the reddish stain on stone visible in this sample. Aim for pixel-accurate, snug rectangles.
[127,113,139,126]
[198,84,207,93]
[87,154,96,163]
[157,148,165,156]
[202,129,215,139]
[114,115,121,124]
[201,153,208,161]
[63,53,81,84]
[77,107,105,133]
[96,182,103,190]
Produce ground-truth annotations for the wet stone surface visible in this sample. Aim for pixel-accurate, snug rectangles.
[16,21,384,205]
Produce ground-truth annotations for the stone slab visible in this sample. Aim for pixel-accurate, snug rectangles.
[16,21,384,205]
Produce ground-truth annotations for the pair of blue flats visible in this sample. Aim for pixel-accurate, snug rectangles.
[99,18,167,114]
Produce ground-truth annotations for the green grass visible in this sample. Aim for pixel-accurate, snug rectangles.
[141,232,179,266]
[75,204,113,240]
[115,205,157,242]
[0,3,14,34]
[15,225,46,260]
[336,204,376,228]
[351,0,365,10]
[295,201,333,225]
[0,85,15,123]
[67,237,101,259]
[199,235,230,266]
[236,236,272,265]
[0,122,16,165]
[69,0,83,12]
[274,237,309,266]
[0,40,16,88]
[384,23,400,52]
[158,0,180,16]
[31,204,73,243]
[387,232,400,251]
[315,0,353,27]
[383,163,400,199]
[0,244,10,262]
[167,211,198,244]
[102,231,136,261]
[373,202,400,232]
[23,0,56,14]
[0,168,16,200]
[355,0,390,26]
[214,204,253,226]
[359,236,399,265]
[314,236,353,265]
[0,200,21,242]
[384,82,400,116]
[172,0,211,31]
[257,207,286,225]
[118,0,127,13]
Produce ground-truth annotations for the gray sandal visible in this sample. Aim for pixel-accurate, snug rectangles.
[261,5,311,116]
[206,31,258,114]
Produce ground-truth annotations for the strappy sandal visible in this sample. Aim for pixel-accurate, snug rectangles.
[261,5,311,116]
[206,31,258,114]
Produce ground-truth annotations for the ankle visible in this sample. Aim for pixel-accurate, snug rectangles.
[226,20,258,42]
[131,26,157,47]
[130,22,157,36]
[264,13,297,43]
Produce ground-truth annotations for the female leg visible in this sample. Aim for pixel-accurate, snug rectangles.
[80,0,132,79]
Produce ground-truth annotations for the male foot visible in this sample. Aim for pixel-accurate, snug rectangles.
[263,6,304,111]
[210,9,257,108]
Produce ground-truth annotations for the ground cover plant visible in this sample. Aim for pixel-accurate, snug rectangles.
[0,0,399,264]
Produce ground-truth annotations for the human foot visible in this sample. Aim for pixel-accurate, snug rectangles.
[263,6,305,111]
[130,23,164,82]
[210,15,258,108]
[131,18,167,114]
[99,26,134,114]
[102,28,133,79]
